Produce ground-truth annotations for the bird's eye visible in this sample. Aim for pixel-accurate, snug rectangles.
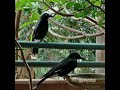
[45,13,48,16]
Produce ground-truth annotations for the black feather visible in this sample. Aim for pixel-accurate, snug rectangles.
[32,13,53,55]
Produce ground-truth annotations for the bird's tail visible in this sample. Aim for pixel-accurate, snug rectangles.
[32,48,38,55]
[33,71,57,90]
[33,76,48,90]
[32,37,38,55]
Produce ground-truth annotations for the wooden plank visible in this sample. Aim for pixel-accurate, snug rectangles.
[15,79,105,90]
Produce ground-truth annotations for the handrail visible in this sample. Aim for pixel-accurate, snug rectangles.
[16,41,105,50]
[15,61,105,68]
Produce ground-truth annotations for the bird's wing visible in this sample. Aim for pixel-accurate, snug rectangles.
[43,58,74,77]
[56,59,77,75]
[55,58,75,70]
[32,19,41,40]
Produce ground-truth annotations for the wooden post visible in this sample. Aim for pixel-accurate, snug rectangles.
[95,17,105,73]
[96,33,105,73]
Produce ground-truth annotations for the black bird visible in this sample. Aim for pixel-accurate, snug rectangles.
[33,52,85,89]
[32,13,53,55]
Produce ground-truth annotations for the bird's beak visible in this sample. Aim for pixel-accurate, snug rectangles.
[49,14,54,17]
[80,56,86,61]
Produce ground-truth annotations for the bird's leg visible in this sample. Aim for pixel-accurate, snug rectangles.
[38,40,42,43]
[41,38,47,43]
[63,75,70,80]
[36,40,41,56]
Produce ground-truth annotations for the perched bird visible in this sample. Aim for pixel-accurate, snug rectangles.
[33,52,85,89]
[32,13,53,55]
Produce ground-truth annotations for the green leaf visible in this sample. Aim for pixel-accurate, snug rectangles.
[43,5,48,11]
[94,1,101,6]
[98,19,104,27]
[61,0,69,3]
[74,12,81,18]
[16,0,26,11]
[30,12,40,21]
[91,10,96,18]
[96,12,103,17]
[74,3,81,11]
[54,15,63,20]
[49,0,60,2]
[20,22,34,29]
[74,10,89,18]
[82,10,89,18]
[82,2,89,7]
[15,0,37,11]
[90,0,96,3]
[66,2,75,9]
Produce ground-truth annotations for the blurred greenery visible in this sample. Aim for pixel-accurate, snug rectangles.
[15,0,105,79]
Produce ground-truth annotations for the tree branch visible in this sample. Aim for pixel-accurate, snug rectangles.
[48,29,104,40]
[15,40,33,90]
[48,29,85,39]
[85,32,104,37]
[86,0,105,13]
[15,10,22,39]
[48,18,85,35]
[77,5,91,12]
[86,16,105,29]
[15,10,22,60]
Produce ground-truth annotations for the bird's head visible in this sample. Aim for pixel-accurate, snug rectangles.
[41,13,54,20]
[68,52,85,60]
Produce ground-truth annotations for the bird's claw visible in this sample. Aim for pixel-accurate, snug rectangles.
[43,39,47,43]
[63,76,66,80]
[38,40,42,43]
[31,55,37,60]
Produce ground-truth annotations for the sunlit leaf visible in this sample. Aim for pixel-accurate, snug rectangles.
[49,0,60,2]
[15,0,37,11]
[90,0,96,3]
[54,15,63,20]
[94,1,101,6]
[20,22,34,29]
[61,0,69,3]
[30,12,40,21]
